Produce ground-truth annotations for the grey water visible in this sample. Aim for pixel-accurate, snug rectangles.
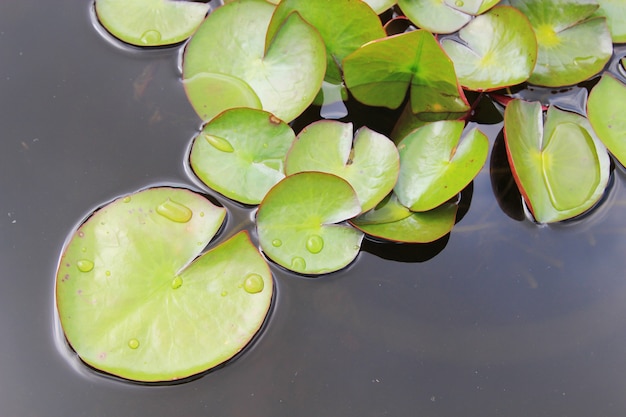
[3,1,626,416]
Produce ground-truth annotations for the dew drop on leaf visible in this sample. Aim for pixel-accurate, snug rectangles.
[122,196,131,203]
[140,30,161,45]
[243,274,264,294]
[272,239,282,247]
[291,257,306,270]
[128,338,140,349]
[203,134,234,153]
[76,259,94,272]
[156,199,193,223]
[305,234,324,254]
[171,276,183,289]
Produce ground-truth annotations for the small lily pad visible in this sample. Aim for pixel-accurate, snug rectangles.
[504,100,610,223]
[587,74,626,167]
[183,0,326,122]
[285,121,399,212]
[95,0,209,46]
[441,6,537,91]
[344,30,469,116]
[190,108,295,205]
[56,188,274,382]
[266,0,385,83]
[394,120,489,212]
[257,172,364,275]
[351,193,458,243]
[509,0,613,87]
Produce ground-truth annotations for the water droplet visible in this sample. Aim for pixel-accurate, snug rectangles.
[156,199,192,223]
[128,338,140,349]
[139,30,161,45]
[272,239,282,247]
[291,257,306,271]
[199,211,205,217]
[455,0,464,6]
[78,231,84,238]
[77,259,94,272]
[81,247,86,253]
[122,196,131,203]
[203,134,234,153]
[171,276,183,289]
[305,235,324,254]
[221,290,228,297]
[105,270,111,277]
[243,274,264,294]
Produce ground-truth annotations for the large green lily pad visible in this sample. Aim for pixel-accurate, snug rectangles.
[190,108,295,205]
[266,0,385,83]
[343,29,469,116]
[56,188,273,382]
[257,172,364,275]
[587,74,626,167]
[95,0,209,46]
[504,100,610,223]
[351,193,458,243]
[285,121,399,212]
[394,120,489,212]
[440,6,537,91]
[509,0,613,87]
[183,0,326,122]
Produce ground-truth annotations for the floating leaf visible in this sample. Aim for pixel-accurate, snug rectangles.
[190,108,295,205]
[394,120,489,212]
[504,100,610,223]
[441,6,537,91]
[587,74,626,167]
[257,172,364,275]
[285,121,399,212]
[343,30,469,116]
[56,188,274,382]
[509,0,613,87]
[183,0,326,122]
[95,0,209,46]
[593,0,626,43]
[351,193,457,243]
[182,73,261,122]
[266,0,385,83]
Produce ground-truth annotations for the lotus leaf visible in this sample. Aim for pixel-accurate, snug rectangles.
[95,0,209,46]
[257,172,364,275]
[266,0,385,83]
[395,120,489,212]
[56,188,274,382]
[504,100,610,223]
[343,30,469,116]
[190,108,295,205]
[183,0,326,122]
[587,74,626,167]
[509,0,613,87]
[285,121,399,212]
[440,6,537,91]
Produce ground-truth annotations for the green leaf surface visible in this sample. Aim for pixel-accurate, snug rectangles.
[444,0,500,15]
[351,193,457,243]
[504,100,610,223]
[190,108,295,205]
[593,0,626,43]
[56,188,274,382]
[441,6,537,91]
[398,0,472,34]
[285,121,399,212]
[257,172,364,275]
[587,74,626,167]
[509,0,613,87]
[183,0,326,122]
[343,30,469,115]
[363,0,398,13]
[394,120,489,212]
[266,0,385,83]
[95,0,209,46]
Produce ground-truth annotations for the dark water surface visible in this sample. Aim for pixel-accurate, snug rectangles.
[3,1,626,416]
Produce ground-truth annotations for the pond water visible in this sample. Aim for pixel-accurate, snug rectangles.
[2,1,626,416]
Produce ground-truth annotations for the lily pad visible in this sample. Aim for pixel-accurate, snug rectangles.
[587,74,626,167]
[593,0,626,43]
[504,99,610,223]
[257,172,364,275]
[394,120,489,212]
[190,108,295,205]
[398,0,472,34]
[266,0,385,83]
[56,188,274,382]
[351,193,458,243]
[440,6,537,91]
[285,121,399,212]
[182,73,262,122]
[343,29,469,116]
[95,0,209,46]
[509,0,613,87]
[183,0,326,122]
